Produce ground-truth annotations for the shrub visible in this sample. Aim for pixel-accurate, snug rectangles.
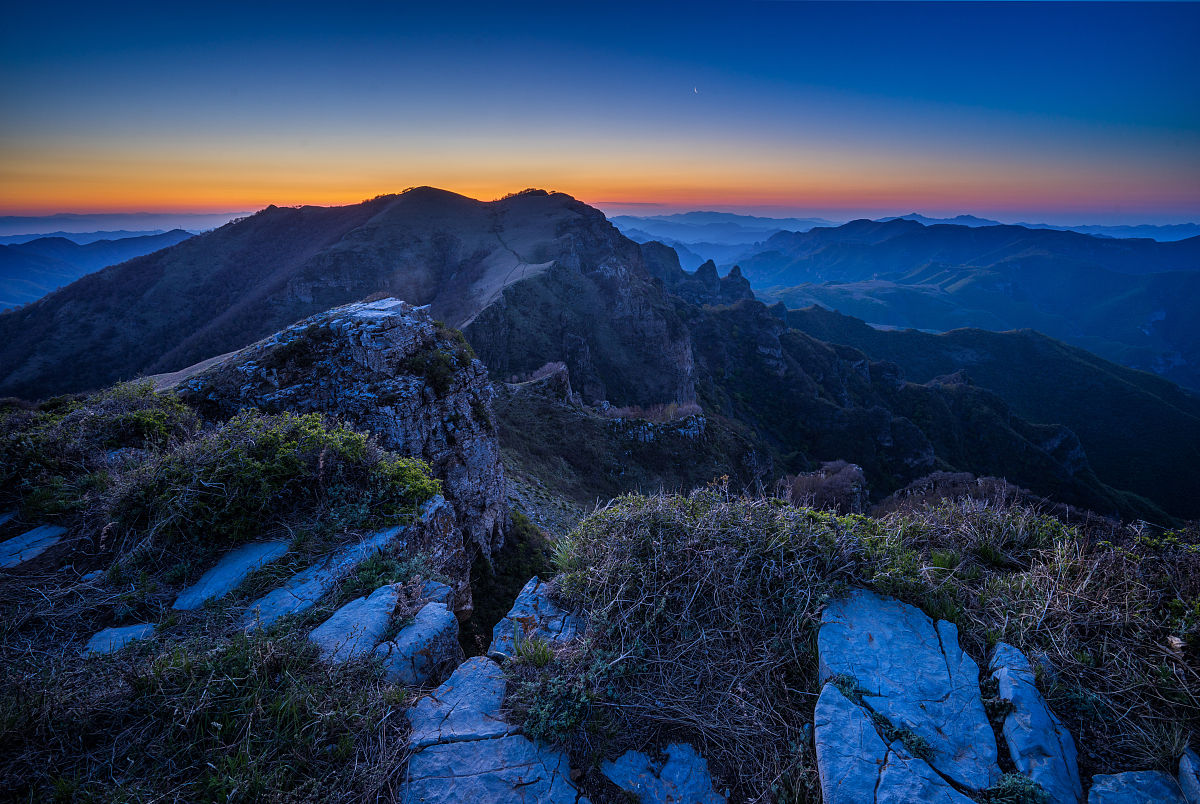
[785,459,868,513]
[0,381,199,517]
[104,410,439,545]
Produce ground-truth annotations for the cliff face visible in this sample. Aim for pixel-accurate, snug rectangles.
[176,298,507,572]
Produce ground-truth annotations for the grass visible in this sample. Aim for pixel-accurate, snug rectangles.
[519,487,1199,801]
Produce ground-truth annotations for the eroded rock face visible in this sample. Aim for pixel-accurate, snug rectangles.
[989,642,1082,803]
[602,742,726,804]
[488,576,585,660]
[402,656,587,804]
[817,588,1000,793]
[178,298,507,588]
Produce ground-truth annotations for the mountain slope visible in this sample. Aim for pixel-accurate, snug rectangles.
[0,230,193,308]
[787,306,1200,519]
[739,219,1200,389]
[0,189,694,407]
[0,189,1184,521]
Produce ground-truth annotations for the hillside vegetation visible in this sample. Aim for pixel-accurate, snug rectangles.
[515,488,1200,801]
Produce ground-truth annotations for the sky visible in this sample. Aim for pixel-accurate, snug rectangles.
[1,1,1198,225]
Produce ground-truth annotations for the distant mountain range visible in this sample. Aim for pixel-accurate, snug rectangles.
[0,212,248,238]
[1,188,1195,522]
[735,218,1200,391]
[883,213,1200,242]
[0,230,194,309]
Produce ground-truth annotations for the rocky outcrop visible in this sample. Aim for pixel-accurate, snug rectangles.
[488,576,585,660]
[375,601,462,685]
[172,540,289,610]
[989,642,1082,803]
[0,524,66,568]
[402,656,587,804]
[1087,771,1188,804]
[179,299,507,585]
[602,743,726,804]
[817,589,1000,792]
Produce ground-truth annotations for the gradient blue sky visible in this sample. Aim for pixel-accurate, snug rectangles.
[2,1,1198,223]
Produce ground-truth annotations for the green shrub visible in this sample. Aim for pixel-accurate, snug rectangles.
[983,773,1051,804]
[0,381,198,517]
[106,410,439,544]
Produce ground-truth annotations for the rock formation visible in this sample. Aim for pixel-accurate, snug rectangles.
[177,298,507,607]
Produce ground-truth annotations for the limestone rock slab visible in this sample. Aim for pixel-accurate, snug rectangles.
[241,525,404,630]
[0,524,67,568]
[407,656,518,749]
[85,623,155,655]
[489,576,584,659]
[818,588,999,791]
[602,742,725,803]
[989,642,1082,803]
[1088,771,1187,804]
[173,540,288,610]
[376,601,462,685]
[402,734,586,804]
[309,583,402,664]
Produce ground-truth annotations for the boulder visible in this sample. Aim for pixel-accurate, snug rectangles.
[989,642,1082,803]
[818,588,999,791]
[602,742,725,803]
[408,656,518,749]
[309,583,402,664]
[375,602,462,685]
[241,525,404,630]
[420,580,454,607]
[85,623,155,655]
[1180,747,1200,804]
[172,540,289,610]
[1087,771,1187,804]
[488,576,584,659]
[814,683,973,804]
[0,524,67,568]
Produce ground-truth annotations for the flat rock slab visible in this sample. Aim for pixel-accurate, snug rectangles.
[989,642,1082,803]
[241,525,404,630]
[489,576,584,659]
[376,601,462,685]
[814,683,973,804]
[1088,771,1187,804]
[408,656,518,749]
[818,588,999,791]
[1180,747,1200,804]
[602,742,725,803]
[173,540,289,610]
[0,510,15,527]
[309,583,402,664]
[0,524,67,568]
[403,734,586,804]
[86,623,156,655]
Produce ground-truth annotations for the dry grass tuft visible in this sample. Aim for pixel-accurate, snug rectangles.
[522,487,1199,802]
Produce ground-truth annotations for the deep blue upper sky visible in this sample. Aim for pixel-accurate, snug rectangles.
[2,1,1197,223]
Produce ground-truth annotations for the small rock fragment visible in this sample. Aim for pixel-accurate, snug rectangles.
[85,623,156,655]
[602,742,725,804]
